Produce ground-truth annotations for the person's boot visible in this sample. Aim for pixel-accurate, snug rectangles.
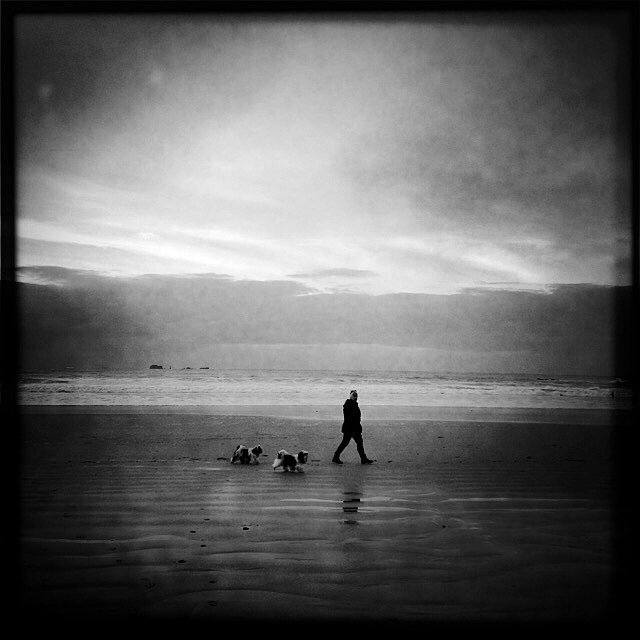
[331,455,343,464]
[361,457,374,464]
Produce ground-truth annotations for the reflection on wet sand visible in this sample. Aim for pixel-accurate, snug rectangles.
[343,491,361,524]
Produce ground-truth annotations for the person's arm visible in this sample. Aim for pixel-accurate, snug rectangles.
[342,401,348,423]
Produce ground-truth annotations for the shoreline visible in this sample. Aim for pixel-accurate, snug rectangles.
[15,403,631,425]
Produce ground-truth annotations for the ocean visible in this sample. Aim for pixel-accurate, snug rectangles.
[16,369,632,410]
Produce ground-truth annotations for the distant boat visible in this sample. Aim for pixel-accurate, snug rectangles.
[149,364,163,369]
[200,367,209,369]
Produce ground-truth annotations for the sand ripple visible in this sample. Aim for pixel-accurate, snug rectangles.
[18,410,623,622]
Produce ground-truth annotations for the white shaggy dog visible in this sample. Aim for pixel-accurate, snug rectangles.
[272,449,308,472]
[230,444,263,464]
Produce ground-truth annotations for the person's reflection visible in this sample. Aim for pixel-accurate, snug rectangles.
[342,491,361,523]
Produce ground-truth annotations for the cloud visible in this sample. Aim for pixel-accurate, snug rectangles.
[16,265,104,287]
[15,268,630,375]
[339,18,629,253]
[288,269,377,279]
[13,14,631,299]
[17,238,224,279]
[18,220,236,273]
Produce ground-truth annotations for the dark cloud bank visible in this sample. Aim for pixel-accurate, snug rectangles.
[17,267,631,376]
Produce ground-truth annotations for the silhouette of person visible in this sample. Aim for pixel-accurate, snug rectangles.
[332,390,374,464]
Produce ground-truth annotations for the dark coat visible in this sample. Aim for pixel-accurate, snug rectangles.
[341,398,362,434]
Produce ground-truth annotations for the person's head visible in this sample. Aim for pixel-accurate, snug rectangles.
[350,389,358,401]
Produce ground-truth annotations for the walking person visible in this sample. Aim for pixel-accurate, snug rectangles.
[332,390,374,464]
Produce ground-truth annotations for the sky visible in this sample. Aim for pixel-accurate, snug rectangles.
[12,9,634,373]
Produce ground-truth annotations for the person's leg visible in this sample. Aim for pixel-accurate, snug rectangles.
[353,433,373,463]
[332,434,352,462]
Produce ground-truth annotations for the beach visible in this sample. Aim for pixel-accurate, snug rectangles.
[16,405,631,627]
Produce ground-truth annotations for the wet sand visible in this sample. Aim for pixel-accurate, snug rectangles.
[16,405,632,628]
